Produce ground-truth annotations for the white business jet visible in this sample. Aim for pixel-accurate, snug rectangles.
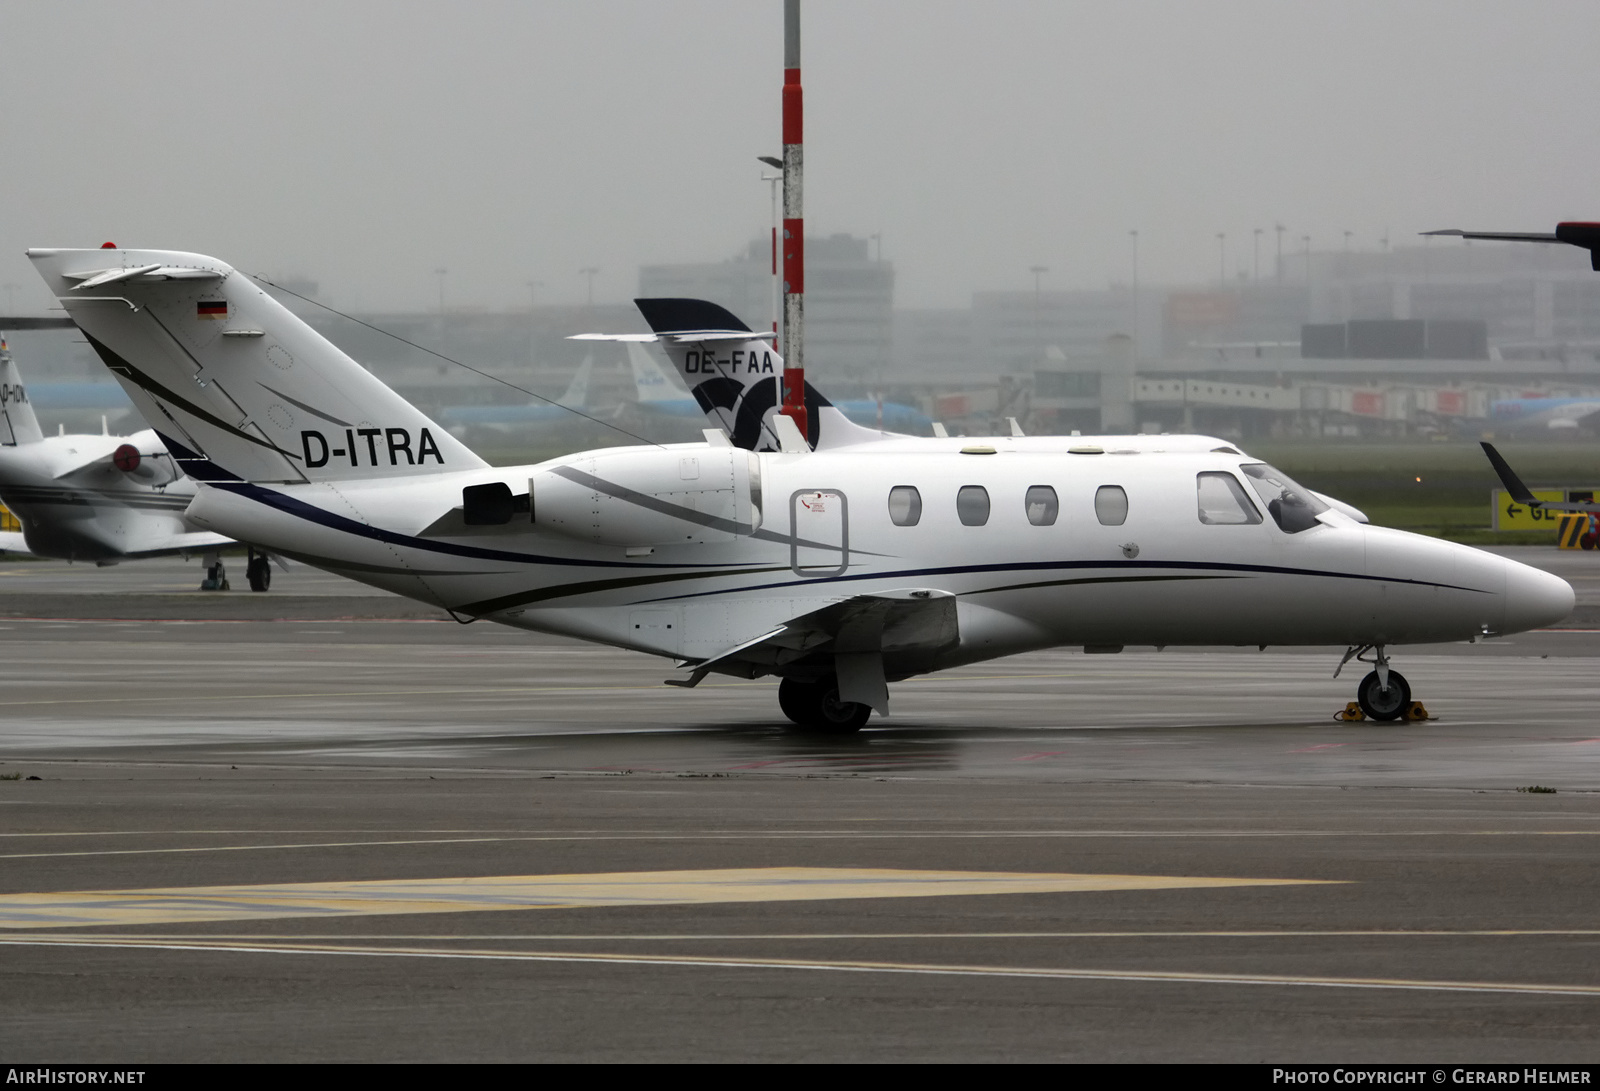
[0,332,273,586]
[26,247,1573,729]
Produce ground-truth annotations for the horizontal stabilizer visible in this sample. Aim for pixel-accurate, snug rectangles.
[65,265,225,289]
[1422,229,1560,243]
[1425,223,1600,271]
[570,331,776,344]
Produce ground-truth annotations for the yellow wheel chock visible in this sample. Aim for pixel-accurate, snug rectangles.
[1337,700,1431,723]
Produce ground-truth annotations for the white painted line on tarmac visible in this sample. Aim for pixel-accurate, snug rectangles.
[1,828,1598,860]
[1,936,1595,998]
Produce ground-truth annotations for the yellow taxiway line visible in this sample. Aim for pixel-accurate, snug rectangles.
[0,866,1332,929]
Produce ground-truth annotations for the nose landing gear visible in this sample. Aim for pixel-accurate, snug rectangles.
[1335,644,1428,722]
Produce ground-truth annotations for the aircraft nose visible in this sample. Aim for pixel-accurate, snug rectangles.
[1501,559,1574,633]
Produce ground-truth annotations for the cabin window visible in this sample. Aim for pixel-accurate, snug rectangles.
[1094,485,1128,526]
[1196,472,1263,525]
[1240,462,1327,534]
[956,485,991,526]
[888,485,922,526]
[1025,485,1058,526]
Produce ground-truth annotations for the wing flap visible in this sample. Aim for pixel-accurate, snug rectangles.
[668,589,958,707]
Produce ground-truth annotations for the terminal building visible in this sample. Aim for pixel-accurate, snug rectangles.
[638,234,894,386]
[8,235,1600,445]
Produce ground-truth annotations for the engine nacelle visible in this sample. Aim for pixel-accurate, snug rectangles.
[531,446,762,547]
[112,443,181,487]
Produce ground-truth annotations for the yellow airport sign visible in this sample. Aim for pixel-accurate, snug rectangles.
[1494,489,1579,531]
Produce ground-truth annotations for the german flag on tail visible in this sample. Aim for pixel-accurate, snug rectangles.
[196,301,227,320]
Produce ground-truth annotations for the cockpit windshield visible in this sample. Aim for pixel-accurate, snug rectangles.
[1240,463,1328,533]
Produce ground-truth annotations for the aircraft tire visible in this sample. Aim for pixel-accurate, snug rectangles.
[778,676,870,733]
[777,677,811,726]
[246,552,271,593]
[1357,669,1410,722]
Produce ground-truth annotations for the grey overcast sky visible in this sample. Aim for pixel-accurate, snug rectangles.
[3,1,1598,314]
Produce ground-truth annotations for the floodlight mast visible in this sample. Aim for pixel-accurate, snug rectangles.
[780,0,807,439]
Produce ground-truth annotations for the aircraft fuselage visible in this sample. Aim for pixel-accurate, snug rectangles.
[181,437,1572,679]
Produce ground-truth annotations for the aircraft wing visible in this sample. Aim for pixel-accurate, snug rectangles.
[116,530,236,560]
[1481,441,1600,513]
[1425,223,1600,270]
[1423,229,1561,243]
[668,589,959,713]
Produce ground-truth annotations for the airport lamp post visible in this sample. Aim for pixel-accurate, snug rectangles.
[579,267,599,309]
[1030,265,1048,366]
[1275,224,1285,284]
[1253,228,1263,282]
[1129,230,1139,360]
[526,280,545,367]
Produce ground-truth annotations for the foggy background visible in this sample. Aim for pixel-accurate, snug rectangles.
[3,0,1597,313]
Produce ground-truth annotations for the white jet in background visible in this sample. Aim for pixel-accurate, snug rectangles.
[26,248,1574,729]
[0,333,271,589]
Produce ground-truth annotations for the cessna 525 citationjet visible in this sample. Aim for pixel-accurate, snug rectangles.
[0,333,267,585]
[25,247,1574,730]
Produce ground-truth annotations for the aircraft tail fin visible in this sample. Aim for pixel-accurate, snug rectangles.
[26,248,486,483]
[557,354,593,410]
[576,298,890,451]
[625,341,689,404]
[0,340,45,446]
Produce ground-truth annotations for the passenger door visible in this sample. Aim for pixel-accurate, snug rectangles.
[791,489,848,576]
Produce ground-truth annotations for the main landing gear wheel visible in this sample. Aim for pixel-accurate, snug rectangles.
[778,676,871,734]
[246,548,272,593]
[1357,669,1411,721]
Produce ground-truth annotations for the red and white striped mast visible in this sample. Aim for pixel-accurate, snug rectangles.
[779,0,808,440]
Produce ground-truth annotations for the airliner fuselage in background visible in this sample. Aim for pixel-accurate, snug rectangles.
[27,248,1574,729]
